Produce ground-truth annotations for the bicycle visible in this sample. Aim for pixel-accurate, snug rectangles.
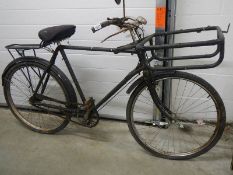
[1,0,229,160]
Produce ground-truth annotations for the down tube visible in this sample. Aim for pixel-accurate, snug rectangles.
[95,68,142,109]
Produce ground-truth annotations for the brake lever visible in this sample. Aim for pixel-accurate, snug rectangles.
[101,28,129,43]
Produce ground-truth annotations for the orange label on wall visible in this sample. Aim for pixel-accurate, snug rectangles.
[156,7,166,29]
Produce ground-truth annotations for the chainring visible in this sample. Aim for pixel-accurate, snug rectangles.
[77,109,99,128]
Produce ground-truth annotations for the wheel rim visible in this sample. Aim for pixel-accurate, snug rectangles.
[6,64,69,132]
[130,76,221,157]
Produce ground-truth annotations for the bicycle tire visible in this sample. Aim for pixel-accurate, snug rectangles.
[3,57,77,134]
[126,71,225,160]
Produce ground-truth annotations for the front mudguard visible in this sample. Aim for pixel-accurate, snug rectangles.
[126,70,176,94]
[126,77,144,94]
[126,70,175,120]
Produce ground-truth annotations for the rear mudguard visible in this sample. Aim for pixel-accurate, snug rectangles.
[2,56,68,86]
[2,56,46,86]
[2,56,78,110]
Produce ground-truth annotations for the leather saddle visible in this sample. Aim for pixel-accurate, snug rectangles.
[38,25,76,47]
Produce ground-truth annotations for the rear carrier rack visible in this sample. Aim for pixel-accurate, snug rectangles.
[137,26,226,70]
[5,44,42,59]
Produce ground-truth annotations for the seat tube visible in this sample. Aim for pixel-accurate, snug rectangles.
[59,48,86,103]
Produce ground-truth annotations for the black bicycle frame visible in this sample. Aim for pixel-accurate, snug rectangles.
[33,44,144,110]
[32,44,176,120]
[5,25,225,114]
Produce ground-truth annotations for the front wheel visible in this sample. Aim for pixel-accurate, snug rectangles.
[126,71,226,160]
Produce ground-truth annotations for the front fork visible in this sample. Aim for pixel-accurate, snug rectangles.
[143,70,173,124]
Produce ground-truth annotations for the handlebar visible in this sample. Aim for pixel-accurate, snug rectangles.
[91,20,114,33]
[91,18,123,33]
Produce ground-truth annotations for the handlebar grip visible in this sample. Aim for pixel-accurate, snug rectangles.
[91,20,113,33]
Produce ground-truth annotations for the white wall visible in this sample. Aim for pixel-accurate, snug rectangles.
[2,0,232,122]
[175,0,233,121]
[0,0,155,119]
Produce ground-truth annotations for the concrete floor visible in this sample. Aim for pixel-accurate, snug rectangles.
[0,108,232,175]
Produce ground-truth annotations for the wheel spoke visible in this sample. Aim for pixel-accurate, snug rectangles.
[128,73,224,159]
[5,63,71,133]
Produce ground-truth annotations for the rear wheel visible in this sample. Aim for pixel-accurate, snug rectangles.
[3,58,77,134]
[126,71,225,160]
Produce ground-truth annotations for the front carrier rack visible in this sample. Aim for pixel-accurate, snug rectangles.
[116,26,226,70]
[138,26,225,70]
[5,25,226,71]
